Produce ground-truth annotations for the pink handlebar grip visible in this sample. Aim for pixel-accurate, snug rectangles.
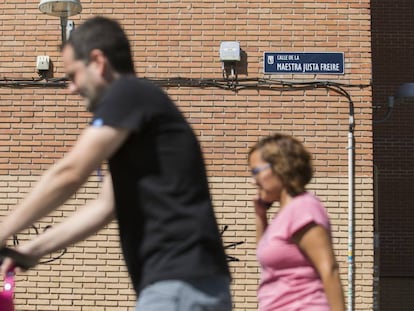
[0,273,14,311]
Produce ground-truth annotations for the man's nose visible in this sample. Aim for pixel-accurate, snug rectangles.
[67,81,78,94]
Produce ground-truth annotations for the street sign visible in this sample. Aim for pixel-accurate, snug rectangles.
[264,52,344,74]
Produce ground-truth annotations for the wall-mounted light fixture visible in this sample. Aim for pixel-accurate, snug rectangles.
[38,0,82,44]
[395,82,414,103]
[374,82,414,123]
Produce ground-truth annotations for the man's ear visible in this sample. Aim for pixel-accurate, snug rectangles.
[88,49,107,75]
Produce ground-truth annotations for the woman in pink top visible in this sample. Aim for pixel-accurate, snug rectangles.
[248,133,345,311]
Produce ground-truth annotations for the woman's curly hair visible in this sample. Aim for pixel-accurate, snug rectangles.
[248,133,313,196]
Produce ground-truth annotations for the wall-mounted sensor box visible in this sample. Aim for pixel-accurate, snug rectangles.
[219,41,241,62]
[36,55,50,71]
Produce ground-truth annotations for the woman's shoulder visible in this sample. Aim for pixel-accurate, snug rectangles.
[291,191,323,207]
[288,192,329,222]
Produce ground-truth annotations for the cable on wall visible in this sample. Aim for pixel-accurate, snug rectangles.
[0,75,369,92]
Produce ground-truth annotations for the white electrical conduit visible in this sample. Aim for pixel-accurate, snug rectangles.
[330,85,355,311]
[347,127,354,311]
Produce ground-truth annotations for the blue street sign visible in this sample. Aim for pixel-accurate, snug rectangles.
[264,52,344,74]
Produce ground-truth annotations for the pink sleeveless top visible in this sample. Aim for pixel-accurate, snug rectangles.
[257,192,331,311]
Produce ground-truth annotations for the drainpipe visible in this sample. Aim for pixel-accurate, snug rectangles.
[347,99,355,311]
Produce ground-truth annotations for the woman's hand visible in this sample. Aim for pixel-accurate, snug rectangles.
[253,195,272,216]
[253,195,272,243]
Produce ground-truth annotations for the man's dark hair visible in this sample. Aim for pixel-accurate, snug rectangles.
[65,16,135,74]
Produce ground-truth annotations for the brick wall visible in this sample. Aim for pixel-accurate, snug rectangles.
[0,0,373,310]
[371,0,414,310]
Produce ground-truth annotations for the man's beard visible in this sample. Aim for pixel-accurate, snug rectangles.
[85,97,99,113]
[84,90,103,112]
[84,85,106,113]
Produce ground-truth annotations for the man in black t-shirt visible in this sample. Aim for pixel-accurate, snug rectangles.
[0,16,231,311]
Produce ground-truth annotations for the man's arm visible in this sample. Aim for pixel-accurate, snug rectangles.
[0,125,128,245]
[0,175,116,275]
